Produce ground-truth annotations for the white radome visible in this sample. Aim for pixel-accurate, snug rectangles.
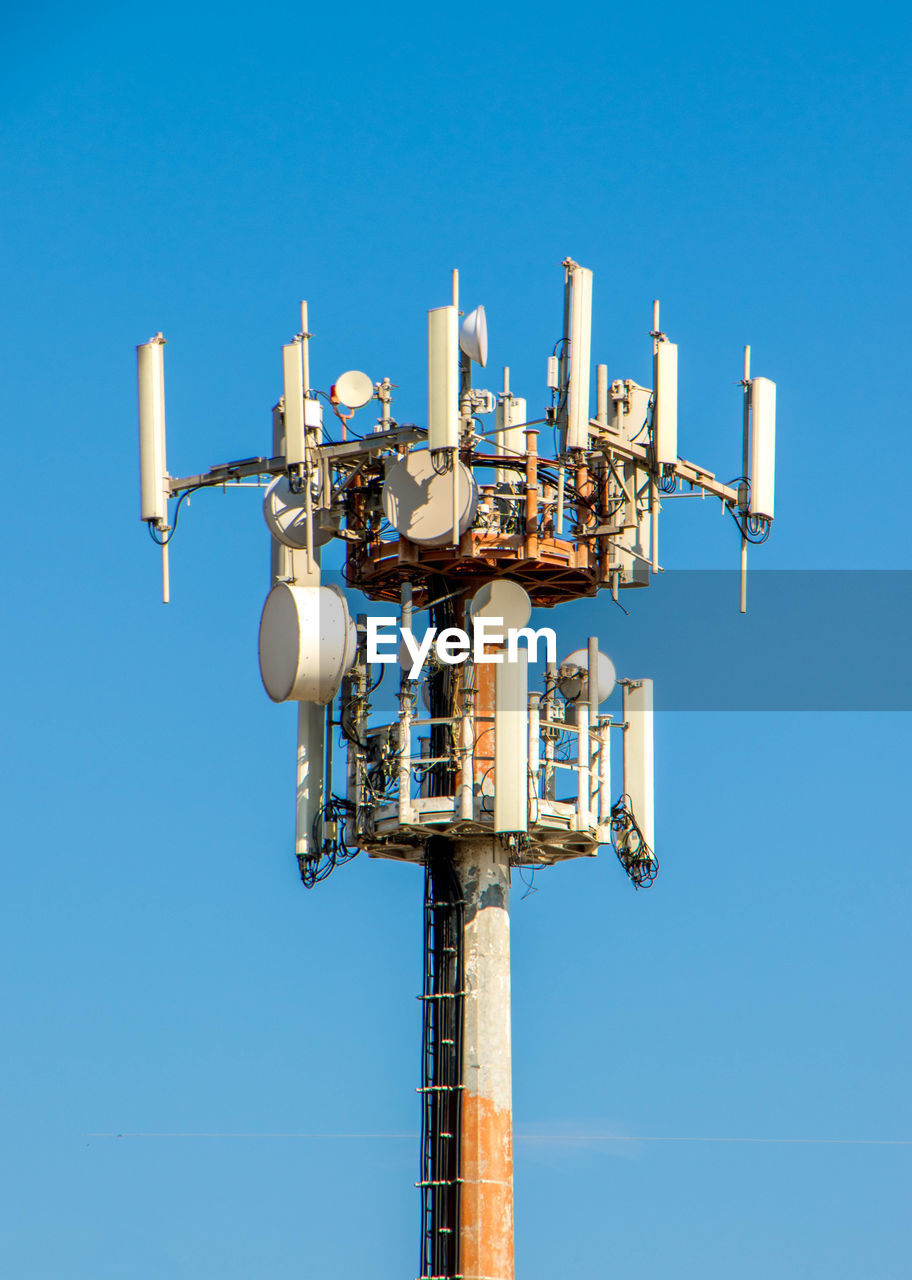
[469,579,532,630]
[382,450,478,547]
[333,369,375,410]
[458,305,488,367]
[558,648,617,702]
[263,474,333,550]
[259,582,356,704]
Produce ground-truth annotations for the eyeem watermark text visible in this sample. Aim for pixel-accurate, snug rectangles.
[367,616,557,681]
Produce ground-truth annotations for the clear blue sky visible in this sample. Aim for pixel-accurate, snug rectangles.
[2,3,909,1277]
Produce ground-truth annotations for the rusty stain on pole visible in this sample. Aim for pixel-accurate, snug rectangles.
[455,835,514,1280]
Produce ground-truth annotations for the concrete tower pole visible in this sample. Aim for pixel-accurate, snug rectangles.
[454,835,514,1280]
[455,645,514,1280]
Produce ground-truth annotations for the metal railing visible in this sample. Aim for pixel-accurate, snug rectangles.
[353,699,614,836]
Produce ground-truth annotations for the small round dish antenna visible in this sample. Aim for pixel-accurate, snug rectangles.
[382,450,478,547]
[263,474,333,549]
[558,648,617,702]
[259,582,356,704]
[459,306,487,367]
[332,369,375,409]
[469,579,532,630]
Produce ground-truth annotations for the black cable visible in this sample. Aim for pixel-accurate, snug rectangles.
[726,504,771,545]
[431,448,452,476]
[609,794,658,888]
[338,697,366,749]
[420,842,463,1278]
[629,405,652,443]
[147,484,205,546]
[298,796,357,889]
[518,862,538,900]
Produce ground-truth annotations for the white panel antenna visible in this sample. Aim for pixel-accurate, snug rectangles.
[282,341,306,467]
[494,648,528,833]
[612,380,652,443]
[564,261,593,451]
[654,339,678,465]
[428,305,458,451]
[494,394,526,483]
[296,701,325,859]
[622,679,654,855]
[137,334,168,526]
[596,364,609,427]
[749,377,776,519]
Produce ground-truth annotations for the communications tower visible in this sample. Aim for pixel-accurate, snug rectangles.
[137,259,776,1278]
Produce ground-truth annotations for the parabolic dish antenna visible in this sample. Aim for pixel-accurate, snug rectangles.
[559,648,617,703]
[263,474,333,550]
[469,579,532,630]
[382,450,478,547]
[459,305,487,367]
[332,369,375,409]
[259,582,356,704]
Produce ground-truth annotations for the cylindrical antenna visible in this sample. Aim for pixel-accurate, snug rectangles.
[741,349,752,477]
[303,459,314,575]
[587,635,600,820]
[300,301,310,391]
[651,481,659,574]
[323,700,333,824]
[397,686,413,825]
[598,717,611,825]
[460,680,475,820]
[503,365,510,395]
[576,697,590,829]
[494,390,526,484]
[401,581,413,644]
[137,334,168,526]
[739,344,751,614]
[452,268,459,310]
[596,364,608,427]
[652,299,660,336]
[494,648,529,834]
[565,262,593,450]
[378,377,392,429]
[621,679,655,855]
[528,690,540,805]
[741,346,752,488]
[296,701,325,860]
[587,635,599,727]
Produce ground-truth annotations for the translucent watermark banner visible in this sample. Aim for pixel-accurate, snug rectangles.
[322,570,912,712]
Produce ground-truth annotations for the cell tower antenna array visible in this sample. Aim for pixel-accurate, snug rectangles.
[136,262,776,1279]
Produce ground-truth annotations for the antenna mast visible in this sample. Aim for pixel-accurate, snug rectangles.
[136,260,776,1278]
